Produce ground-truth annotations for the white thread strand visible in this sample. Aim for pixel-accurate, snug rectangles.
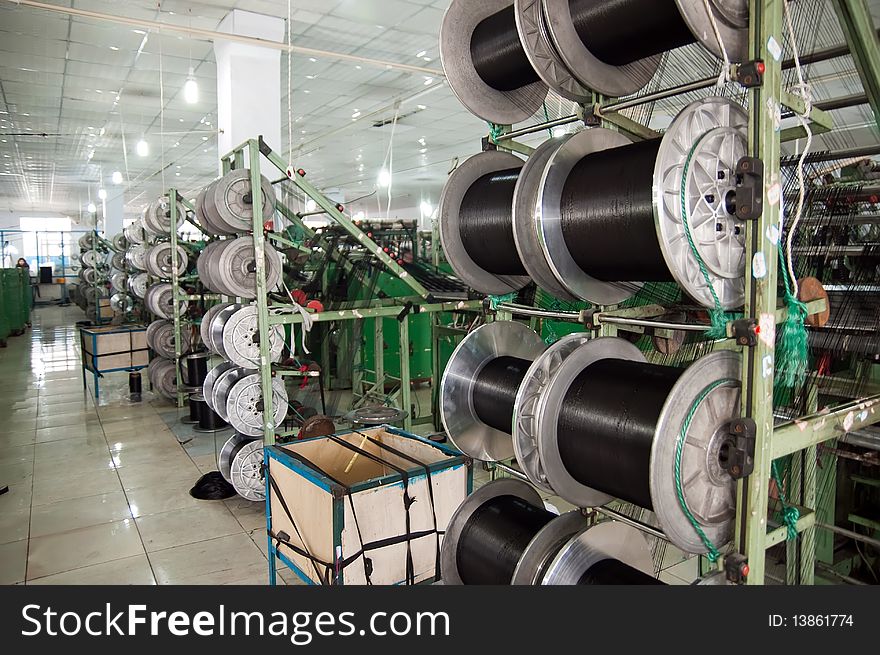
[702,0,731,86]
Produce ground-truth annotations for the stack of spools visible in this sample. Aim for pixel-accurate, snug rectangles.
[186,168,289,502]
[74,232,109,317]
[106,232,135,315]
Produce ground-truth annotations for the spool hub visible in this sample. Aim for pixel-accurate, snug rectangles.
[536,127,639,304]
[511,135,578,301]
[512,332,590,492]
[440,0,548,124]
[653,97,748,310]
[439,150,530,295]
[205,169,275,233]
[440,321,545,461]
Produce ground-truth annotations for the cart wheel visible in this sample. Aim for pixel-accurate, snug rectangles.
[0,340,7,348]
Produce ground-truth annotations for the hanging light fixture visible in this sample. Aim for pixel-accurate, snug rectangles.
[98,188,107,200]
[136,138,149,157]
[111,171,123,185]
[377,168,391,188]
[87,202,97,213]
[184,67,199,104]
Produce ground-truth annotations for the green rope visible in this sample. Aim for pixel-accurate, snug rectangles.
[679,132,740,338]
[542,102,553,138]
[487,122,504,144]
[774,246,810,391]
[488,291,517,310]
[673,378,734,562]
[771,459,801,540]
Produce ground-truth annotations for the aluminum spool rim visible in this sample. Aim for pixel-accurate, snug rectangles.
[128,272,149,298]
[78,233,95,249]
[675,0,749,62]
[81,249,98,268]
[439,0,548,125]
[536,127,641,304]
[439,150,530,295]
[196,239,228,293]
[110,272,127,292]
[221,305,286,368]
[441,478,543,585]
[145,242,188,279]
[511,510,586,585]
[512,332,590,492]
[146,283,187,320]
[209,303,243,359]
[208,169,276,233]
[81,267,98,286]
[111,233,127,252]
[200,302,235,352]
[540,0,662,97]
[344,405,408,426]
[110,293,134,314]
[440,321,545,461]
[150,358,178,400]
[514,0,592,103]
[214,237,282,299]
[211,366,255,422]
[225,374,288,437]
[218,433,252,483]
[195,182,234,236]
[649,350,740,554]
[123,220,146,245]
[541,521,655,585]
[203,361,236,412]
[653,97,748,310]
[230,439,266,501]
[535,337,646,508]
[111,252,126,272]
[126,243,148,271]
[511,134,577,301]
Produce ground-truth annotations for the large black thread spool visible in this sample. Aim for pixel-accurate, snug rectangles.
[472,356,532,433]
[184,352,210,388]
[458,169,527,276]
[559,138,672,282]
[556,358,684,509]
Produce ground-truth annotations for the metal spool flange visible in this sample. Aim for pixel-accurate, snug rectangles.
[653,97,748,310]
[440,321,545,461]
[211,366,255,422]
[149,358,178,400]
[80,249,99,268]
[439,0,548,125]
[344,405,408,427]
[218,433,254,483]
[110,293,134,314]
[512,332,591,492]
[144,196,186,234]
[126,243,148,271]
[81,267,98,286]
[514,0,592,103]
[195,182,235,236]
[649,350,740,554]
[78,233,95,250]
[213,236,282,299]
[196,239,227,293]
[200,302,235,352]
[145,242,188,279]
[439,150,530,296]
[110,271,127,293]
[511,134,577,301]
[123,220,146,245]
[111,252,126,272]
[209,303,243,360]
[540,521,655,585]
[206,169,275,234]
[230,439,266,501]
[128,272,149,299]
[441,478,543,585]
[225,374,288,437]
[203,361,236,412]
[221,305,286,369]
[535,337,641,509]
[510,510,587,585]
[536,126,639,304]
[540,0,747,98]
[145,283,188,320]
[111,233,128,252]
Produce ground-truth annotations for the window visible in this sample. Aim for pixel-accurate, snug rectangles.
[18,216,74,273]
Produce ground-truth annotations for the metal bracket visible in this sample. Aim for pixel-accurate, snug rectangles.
[731,317,759,347]
[724,552,750,584]
[735,60,765,88]
[734,157,764,221]
[720,417,757,479]
[481,135,498,152]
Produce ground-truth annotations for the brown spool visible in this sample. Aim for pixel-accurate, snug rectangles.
[798,277,830,327]
[299,415,336,439]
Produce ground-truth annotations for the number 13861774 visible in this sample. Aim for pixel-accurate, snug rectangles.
[769,615,854,628]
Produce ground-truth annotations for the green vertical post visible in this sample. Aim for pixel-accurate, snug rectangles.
[431,314,441,431]
[786,453,802,585]
[248,141,276,446]
[320,265,331,390]
[169,190,186,409]
[740,0,784,586]
[799,384,819,584]
[374,317,384,397]
[398,315,411,431]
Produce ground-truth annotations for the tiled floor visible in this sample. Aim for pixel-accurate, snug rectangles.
[0,305,298,585]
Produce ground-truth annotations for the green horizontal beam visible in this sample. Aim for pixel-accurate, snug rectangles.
[772,394,880,459]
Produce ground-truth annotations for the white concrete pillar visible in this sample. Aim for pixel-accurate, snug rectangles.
[103,187,124,237]
[214,10,285,173]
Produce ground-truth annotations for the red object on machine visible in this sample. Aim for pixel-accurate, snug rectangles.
[291,289,308,305]
[306,300,324,313]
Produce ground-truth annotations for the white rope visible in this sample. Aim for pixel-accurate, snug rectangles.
[281,277,313,355]
[380,102,401,219]
[783,0,814,298]
[701,0,731,86]
[286,0,293,177]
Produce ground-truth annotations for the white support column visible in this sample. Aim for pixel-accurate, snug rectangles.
[103,187,124,236]
[214,10,284,169]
